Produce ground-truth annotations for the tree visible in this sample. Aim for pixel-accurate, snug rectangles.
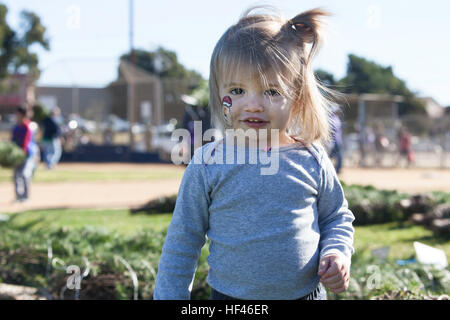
[336,54,426,116]
[338,54,411,95]
[315,68,336,87]
[0,4,49,80]
[109,46,204,121]
[120,46,203,91]
[190,79,209,107]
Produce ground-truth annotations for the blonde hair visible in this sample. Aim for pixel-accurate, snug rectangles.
[208,5,342,146]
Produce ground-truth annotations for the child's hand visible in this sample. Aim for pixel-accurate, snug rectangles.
[317,254,350,294]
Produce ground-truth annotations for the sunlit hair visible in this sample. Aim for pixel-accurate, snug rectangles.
[208,5,343,146]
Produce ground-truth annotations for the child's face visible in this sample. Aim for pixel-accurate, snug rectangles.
[219,75,293,143]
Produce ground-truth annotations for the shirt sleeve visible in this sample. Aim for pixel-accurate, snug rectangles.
[22,124,32,153]
[153,150,210,300]
[316,148,355,266]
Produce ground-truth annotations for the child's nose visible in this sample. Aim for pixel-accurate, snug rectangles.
[244,94,264,113]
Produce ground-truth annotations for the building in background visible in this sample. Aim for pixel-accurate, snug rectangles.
[36,86,111,122]
[0,73,35,120]
[35,60,189,127]
[31,61,193,152]
[418,96,445,119]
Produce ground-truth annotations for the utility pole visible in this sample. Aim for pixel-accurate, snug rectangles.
[129,0,135,64]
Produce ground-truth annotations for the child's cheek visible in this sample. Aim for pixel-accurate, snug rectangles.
[222,95,233,125]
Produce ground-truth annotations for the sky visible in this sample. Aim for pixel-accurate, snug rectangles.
[3,0,450,106]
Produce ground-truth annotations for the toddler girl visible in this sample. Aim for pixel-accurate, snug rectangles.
[154,6,355,300]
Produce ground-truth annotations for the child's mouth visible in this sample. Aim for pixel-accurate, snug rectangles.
[243,119,269,128]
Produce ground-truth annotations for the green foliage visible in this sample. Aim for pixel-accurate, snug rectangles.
[0,217,209,300]
[315,69,337,87]
[31,103,50,122]
[121,46,203,85]
[1,209,449,300]
[190,79,209,107]
[338,54,410,96]
[334,251,450,300]
[130,194,178,215]
[342,183,450,226]
[323,54,427,117]
[343,183,409,225]
[0,4,49,79]
[0,141,26,168]
[130,183,450,227]
[20,11,49,49]
[429,191,450,205]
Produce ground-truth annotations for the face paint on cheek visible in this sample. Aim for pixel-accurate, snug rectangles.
[222,96,232,125]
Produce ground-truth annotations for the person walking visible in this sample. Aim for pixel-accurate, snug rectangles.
[397,126,414,167]
[11,106,36,202]
[329,104,343,174]
[41,107,62,169]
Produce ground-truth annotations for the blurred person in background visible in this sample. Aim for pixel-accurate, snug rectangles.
[11,106,37,202]
[33,104,63,169]
[180,94,211,162]
[374,122,390,167]
[328,104,343,174]
[355,123,367,167]
[44,107,63,169]
[397,126,414,167]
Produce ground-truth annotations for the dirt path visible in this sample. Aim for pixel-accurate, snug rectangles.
[1,164,449,213]
[338,167,450,194]
[1,179,182,213]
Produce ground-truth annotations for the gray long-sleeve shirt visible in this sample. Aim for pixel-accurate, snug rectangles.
[153,138,355,300]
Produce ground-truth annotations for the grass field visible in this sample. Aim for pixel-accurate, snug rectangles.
[354,222,450,260]
[0,166,184,183]
[5,209,172,235]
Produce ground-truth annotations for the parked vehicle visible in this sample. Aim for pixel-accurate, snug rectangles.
[151,123,190,163]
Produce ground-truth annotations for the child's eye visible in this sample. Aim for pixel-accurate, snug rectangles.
[265,89,281,96]
[230,88,244,95]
